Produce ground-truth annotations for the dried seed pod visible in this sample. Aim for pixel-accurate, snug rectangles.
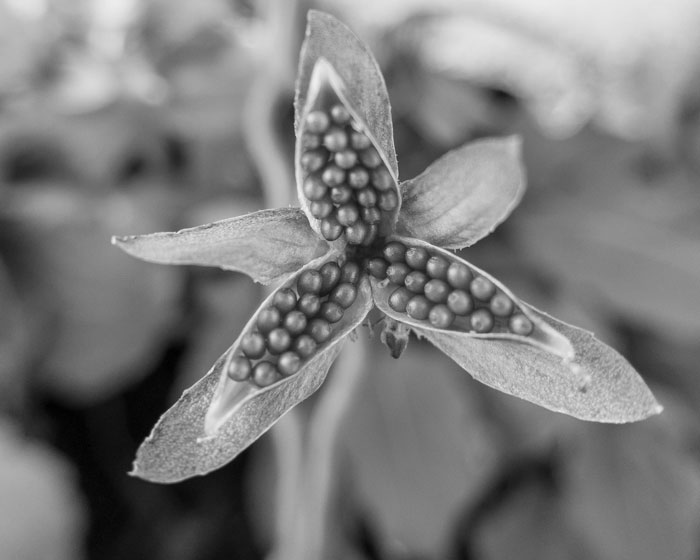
[426,256,450,280]
[306,110,330,133]
[490,292,514,317]
[424,279,450,303]
[446,262,472,289]
[322,165,346,187]
[383,241,407,263]
[350,130,372,150]
[330,283,357,308]
[335,149,358,169]
[257,308,281,333]
[320,262,341,294]
[359,147,382,168]
[428,305,455,329]
[371,168,393,191]
[405,247,429,270]
[298,270,323,295]
[330,185,353,204]
[330,104,351,124]
[340,261,361,283]
[362,224,379,246]
[361,206,381,224]
[389,286,412,312]
[277,351,302,376]
[240,332,266,359]
[447,290,473,315]
[337,203,360,226]
[298,293,321,317]
[470,309,494,333]
[345,221,369,245]
[320,217,343,241]
[301,149,328,172]
[386,262,410,285]
[227,356,252,381]
[323,127,348,151]
[303,175,328,201]
[320,301,344,323]
[273,288,297,313]
[509,314,533,336]
[253,361,278,387]
[307,318,332,343]
[367,258,388,279]
[406,295,431,320]
[404,271,428,293]
[470,276,496,301]
[283,310,308,336]
[267,328,292,354]
[293,334,317,358]
[348,167,370,188]
[301,133,321,150]
[378,191,398,211]
[356,187,377,207]
[310,199,333,219]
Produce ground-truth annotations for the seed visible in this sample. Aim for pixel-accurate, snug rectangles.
[320,301,344,323]
[322,165,345,187]
[361,206,381,224]
[406,295,431,320]
[267,327,292,354]
[360,147,382,168]
[350,130,372,150]
[356,187,377,207]
[378,191,398,211]
[428,305,455,329]
[470,276,496,301]
[330,283,357,308]
[336,203,360,226]
[446,262,472,289]
[490,292,514,317]
[335,149,358,169]
[345,221,369,245]
[320,216,343,241]
[424,279,450,303]
[303,175,327,201]
[310,199,333,218]
[293,335,317,358]
[340,261,361,283]
[323,127,348,151]
[348,167,370,188]
[426,256,449,280]
[253,361,278,387]
[470,309,494,333]
[383,241,407,263]
[405,247,429,270]
[509,314,533,336]
[362,224,378,246]
[371,168,393,191]
[298,270,323,295]
[386,262,410,285]
[319,262,341,294]
[278,351,302,376]
[388,286,412,312]
[273,288,297,313]
[306,110,330,133]
[297,293,321,317]
[240,332,266,359]
[367,258,388,279]
[257,307,281,333]
[329,185,352,204]
[307,318,332,343]
[447,290,473,315]
[283,310,307,336]
[301,149,328,172]
[404,271,428,293]
[301,133,321,150]
[330,104,351,124]
[227,356,252,381]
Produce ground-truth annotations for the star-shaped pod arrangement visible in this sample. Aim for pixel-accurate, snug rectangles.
[114,11,661,483]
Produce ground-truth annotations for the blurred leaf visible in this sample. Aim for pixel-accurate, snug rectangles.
[397,136,526,249]
[341,342,501,558]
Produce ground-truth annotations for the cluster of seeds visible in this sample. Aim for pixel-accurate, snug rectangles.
[227,260,362,387]
[367,241,535,336]
[300,99,398,245]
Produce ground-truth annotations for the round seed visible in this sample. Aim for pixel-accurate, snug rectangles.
[267,327,292,354]
[490,293,514,317]
[345,221,369,245]
[227,356,252,381]
[335,149,357,169]
[257,307,281,333]
[470,277,496,301]
[470,309,494,333]
[330,104,351,124]
[371,168,393,191]
[320,217,343,241]
[361,206,381,224]
[319,262,341,294]
[362,224,379,246]
[323,127,348,151]
[348,167,370,188]
[306,111,330,133]
[330,185,352,204]
[404,271,428,293]
[293,335,317,358]
[320,301,344,323]
[330,283,357,308]
[386,262,410,285]
[310,199,333,219]
[360,147,382,168]
[322,165,345,187]
[428,305,455,329]
[298,293,321,317]
[240,332,266,359]
[447,290,473,315]
[307,318,332,343]
[340,261,361,284]
[383,241,407,263]
[378,191,398,211]
[273,288,297,313]
[509,314,533,336]
[350,130,372,150]
[301,149,328,172]
[283,310,307,336]
[367,258,388,279]
[424,279,450,303]
[426,256,450,280]
[298,270,323,295]
[337,203,360,226]
[301,133,321,150]
[446,262,472,289]
[357,187,377,207]
[278,351,302,376]
[253,361,278,387]
[388,286,412,312]
[303,176,327,201]
[405,247,429,270]
[406,295,431,320]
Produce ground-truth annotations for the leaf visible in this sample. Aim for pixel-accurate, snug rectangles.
[113,208,328,285]
[295,10,398,179]
[396,137,526,249]
[132,256,374,483]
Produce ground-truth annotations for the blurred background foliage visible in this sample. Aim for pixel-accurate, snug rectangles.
[1,0,700,558]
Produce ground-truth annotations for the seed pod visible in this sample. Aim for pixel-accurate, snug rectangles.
[447,290,473,315]
[447,262,472,289]
[360,147,382,168]
[350,130,372,150]
[257,307,281,333]
[307,318,332,343]
[298,270,323,295]
[509,314,533,336]
[320,262,341,294]
[424,279,450,303]
[371,168,393,191]
[253,361,278,387]
[428,305,455,329]
[470,309,494,333]
[386,262,410,285]
[323,127,348,151]
[345,221,369,245]
[383,241,406,263]
[406,295,431,320]
[340,261,361,284]
[404,271,428,293]
[277,351,302,376]
[293,334,317,358]
[330,104,351,124]
[330,185,353,204]
[337,203,360,226]
[367,258,388,279]
[426,256,450,280]
[361,206,381,224]
[357,187,377,207]
[322,165,346,187]
[298,293,321,317]
[320,301,344,323]
[330,283,357,308]
[348,167,370,188]
[306,110,330,133]
[362,224,379,246]
[335,149,358,169]
[267,327,292,354]
[283,310,308,336]
[301,133,321,150]
[303,175,328,201]
[470,276,496,301]
[240,332,266,359]
[405,247,429,270]
[310,199,333,219]
[301,149,328,172]
[273,288,297,313]
[490,292,514,317]
[389,286,412,312]
[378,191,398,211]
[320,216,343,241]
[227,356,252,381]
